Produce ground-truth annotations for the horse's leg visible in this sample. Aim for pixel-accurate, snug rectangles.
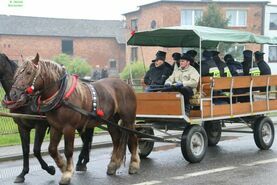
[127,129,140,174]
[14,124,30,183]
[59,126,75,185]
[107,115,127,175]
[33,125,55,175]
[76,128,94,172]
[48,127,65,173]
[122,115,140,174]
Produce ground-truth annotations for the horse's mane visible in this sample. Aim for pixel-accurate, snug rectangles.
[16,58,64,81]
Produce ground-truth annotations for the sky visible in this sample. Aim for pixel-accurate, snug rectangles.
[1,0,277,20]
[0,0,157,20]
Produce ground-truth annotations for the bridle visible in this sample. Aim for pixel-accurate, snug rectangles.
[12,62,66,97]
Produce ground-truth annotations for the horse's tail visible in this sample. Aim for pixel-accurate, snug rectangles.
[117,119,129,165]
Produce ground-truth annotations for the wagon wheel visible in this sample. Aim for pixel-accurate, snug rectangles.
[136,127,155,159]
[181,125,207,163]
[203,121,222,146]
[253,116,275,150]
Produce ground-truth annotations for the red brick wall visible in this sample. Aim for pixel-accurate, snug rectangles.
[0,35,125,71]
[125,2,265,66]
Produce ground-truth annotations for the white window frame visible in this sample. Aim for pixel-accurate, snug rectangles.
[269,45,277,63]
[181,9,203,26]
[226,9,247,27]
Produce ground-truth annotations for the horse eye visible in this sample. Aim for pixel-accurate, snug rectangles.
[26,71,32,75]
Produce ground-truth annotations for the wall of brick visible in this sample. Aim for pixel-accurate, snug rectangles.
[0,35,125,71]
[125,2,265,66]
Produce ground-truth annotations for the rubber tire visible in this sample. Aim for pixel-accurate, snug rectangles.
[253,116,275,150]
[181,125,208,163]
[203,121,222,146]
[137,127,155,159]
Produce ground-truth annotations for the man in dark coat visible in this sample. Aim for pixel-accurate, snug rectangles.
[224,54,244,76]
[254,51,271,75]
[254,51,271,92]
[144,51,172,91]
[186,50,199,72]
[201,50,220,77]
[211,51,231,77]
[242,50,260,76]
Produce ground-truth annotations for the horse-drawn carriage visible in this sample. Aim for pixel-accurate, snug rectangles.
[128,26,277,163]
[2,25,277,185]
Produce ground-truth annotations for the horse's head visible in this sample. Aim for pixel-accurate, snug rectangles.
[9,53,44,107]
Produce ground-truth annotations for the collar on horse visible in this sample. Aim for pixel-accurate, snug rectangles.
[31,73,71,112]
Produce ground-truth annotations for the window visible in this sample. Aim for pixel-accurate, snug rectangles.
[181,9,203,26]
[269,46,277,63]
[226,10,247,27]
[62,39,73,55]
[131,19,138,31]
[131,47,138,62]
[109,59,117,68]
[270,13,277,30]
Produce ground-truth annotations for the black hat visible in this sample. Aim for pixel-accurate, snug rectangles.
[152,50,166,62]
[186,50,197,58]
[243,50,253,58]
[202,50,212,59]
[172,52,181,61]
[224,54,234,62]
[211,51,220,57]
[180,53,194,63]
[254,51,265,58]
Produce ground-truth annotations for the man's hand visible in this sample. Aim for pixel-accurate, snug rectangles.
[175,82,183,88]
[164,83,171,88]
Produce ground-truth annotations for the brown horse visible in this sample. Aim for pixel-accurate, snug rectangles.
[9,54,140,185]
[1,53,95,183]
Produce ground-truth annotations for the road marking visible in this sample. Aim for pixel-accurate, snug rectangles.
[132,180,162,185]
[243,158,277,167]
[171,166,237,180]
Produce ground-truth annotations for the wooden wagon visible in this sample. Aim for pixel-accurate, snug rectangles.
[128,26,277,162]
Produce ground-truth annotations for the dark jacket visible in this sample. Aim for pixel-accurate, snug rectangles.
[257,60,271,75]
[201,58,220,77]
[242,59,259,76]
[214,56,229,77]
[226,59,244,76]
[144,63,172,85]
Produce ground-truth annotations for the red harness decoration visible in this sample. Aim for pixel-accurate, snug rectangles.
[64,74,78,101]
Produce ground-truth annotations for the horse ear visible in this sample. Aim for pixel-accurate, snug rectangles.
[32,53,39,65]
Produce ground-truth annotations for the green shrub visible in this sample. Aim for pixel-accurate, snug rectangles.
[53,54,92,77]
[120,61,147,81]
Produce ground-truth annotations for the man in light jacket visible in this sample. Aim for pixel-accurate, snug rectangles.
[165,53,200,115]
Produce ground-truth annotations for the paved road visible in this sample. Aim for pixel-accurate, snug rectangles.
[0,126,277,185]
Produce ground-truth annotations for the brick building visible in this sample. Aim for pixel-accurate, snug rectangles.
[124,0,268,66]
[0,15,126,72]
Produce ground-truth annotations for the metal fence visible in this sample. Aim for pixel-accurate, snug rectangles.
[0,88,18,135]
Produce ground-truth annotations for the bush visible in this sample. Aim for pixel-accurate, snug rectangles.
[53,54,92,77]
[120,61,147,82]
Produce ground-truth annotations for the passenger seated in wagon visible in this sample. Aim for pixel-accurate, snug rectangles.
[144,51,173,92]
[164,53,200,115]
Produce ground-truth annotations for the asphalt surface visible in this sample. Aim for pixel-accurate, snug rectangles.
[0,125,277,185]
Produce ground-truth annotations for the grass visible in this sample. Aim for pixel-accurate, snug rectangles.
[0,127,105,147]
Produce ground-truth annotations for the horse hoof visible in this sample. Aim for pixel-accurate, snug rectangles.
[14,176,25,183]
[59,175,71,185]
[76,164,87,172]
[128,166,139,175]
[47,166,56,175]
